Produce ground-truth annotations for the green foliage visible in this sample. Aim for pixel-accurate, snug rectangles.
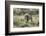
[13,8,39,16]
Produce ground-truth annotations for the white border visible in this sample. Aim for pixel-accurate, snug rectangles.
[10,5,43,32]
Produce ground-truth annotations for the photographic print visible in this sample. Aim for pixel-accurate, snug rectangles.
[13,8,39,28]
[5,1,45,35]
